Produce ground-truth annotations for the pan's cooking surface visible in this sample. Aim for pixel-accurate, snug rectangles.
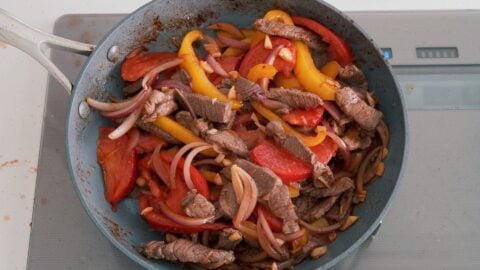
[29,11,480,270]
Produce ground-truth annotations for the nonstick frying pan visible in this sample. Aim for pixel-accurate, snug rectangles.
[0,1,408,269]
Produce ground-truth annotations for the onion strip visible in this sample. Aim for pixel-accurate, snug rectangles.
[206,55,230,77]
[323,101,342,121]
[326,131,351,169]
[257,218,285,260]
[275,228,306,242]
[152,144,170,187]
[86,96,136,112]
[258,208,284,254]
[237,168,258,221]
[169,142,210,188]
[183,145,212,190]
[101,89,149,119]
[158,201,213,226]
[231,165,244,204]
[108,106,143,140]
[299,219,341,234]
[259,44,284,90]
[356,146,382,197]
[208,23,245,39]
[153,79,192,92]
[217,34,250,50]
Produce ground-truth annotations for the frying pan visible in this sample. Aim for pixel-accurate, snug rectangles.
[0,0,408,269]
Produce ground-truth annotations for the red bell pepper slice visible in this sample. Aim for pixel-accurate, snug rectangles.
[209,56,242,85]
[310,136,338,164]
[292,16,353,66]
[138,193,227,233]
[121,52,178,82]
[239,37,296,78]
[250,140,311,183]
[257,205,283,233]
[135,134,165,154]
[97,127,138,211]
[281,106,325,127]
[159,151,209,199]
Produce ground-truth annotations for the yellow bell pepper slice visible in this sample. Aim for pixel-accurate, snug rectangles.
[251,102,326,146]
[246,64,278,83]
[241,29,256,38]
[153,116,216,156]
[249,31,266,47]
[264,9,294,25]
[288,184,300,198]
[178,30,242,109]
[273,73,304,90]
[222,47,244,57]
[294,41,337,100]
[321,60,341,79]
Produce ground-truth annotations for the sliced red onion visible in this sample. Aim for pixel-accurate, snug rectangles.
[231,165,244,204]
[327,131,351,169]
[208,22,245,39]
[142,58,184,89]
[299,219,341,234]
[234,220,258,239]
[217,34,250,50]
[258,208,284,254]
[158,201,214,226]
[108,106,143,140]
[86,96,136,112]
[237,167,258,221]
[126,128,140,153]
[323,101,342,121]
[203,35,222,56]
[275,228,306,242]
[153,79,192,92]
[193,159,224,167]
[183,145,212,190]
[101,89,149,119]
[152,144,170,187]
[322,119,333,132]
[206,55,230,77]
[259,44,284,90]
[257,218,284,261]
[170,142,210,188]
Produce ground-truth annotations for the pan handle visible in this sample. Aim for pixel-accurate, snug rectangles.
[0,9,95,95]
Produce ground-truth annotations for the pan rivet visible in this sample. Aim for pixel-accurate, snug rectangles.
[78,101,90,119]
[107,45,120,62]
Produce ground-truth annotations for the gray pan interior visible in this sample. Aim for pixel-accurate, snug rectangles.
[65,0,408,269]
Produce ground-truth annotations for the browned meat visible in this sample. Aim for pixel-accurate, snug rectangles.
[139,239,235,266]
[266,121,334,187]
[267,88,323,109]
[253,19,326,50]
[234,159,300,234]
[206,130,249,157]
[301,177,354,198]
[182,191,215,218]
[175,110,195,129]
[234,159,281,198]
[135,121,181,144]
[181,92,234,124]
[217,78,235,95]
[218,182,238,219]
[304,195,339,222]
[294,195,317,219]
[336,87,383,131]
[325,190,354,221]
[259,98,291,115]
[233,76,264,101]
[142,90,178,122]
[342,126,372,151]
[338,64,368,92]
[123,79,142,95]
[215,228,243,250]
[170,68,192,86]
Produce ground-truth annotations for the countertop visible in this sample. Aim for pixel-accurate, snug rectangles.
[1,0,480,269]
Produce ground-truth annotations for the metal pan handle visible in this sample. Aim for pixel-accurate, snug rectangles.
[0,9,95,95]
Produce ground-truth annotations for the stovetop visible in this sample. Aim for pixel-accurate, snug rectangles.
[27,11,480,270]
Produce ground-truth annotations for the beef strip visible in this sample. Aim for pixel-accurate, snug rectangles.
[217,78,235,95]
[266,121,334,187]
[233,76,264,101]
[218,182,238,219]
[294,195,317,220]
[253,19,326,50]
[325,190,354,221]
[139,239,234,266]
[338,64,368,92]
[182,191,215,218]
[215,228,243,250]
[181,92,234,123]
[342,126,372,151]
[336,87,383,131]
[301,177,354,198]
[135,121,181,144]
[267,88,323,109]
[304,195,339,222]
[234,159,300,234]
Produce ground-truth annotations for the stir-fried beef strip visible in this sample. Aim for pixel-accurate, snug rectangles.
[301,177,354,199]
[234,76,264,101]
[218,182,239,219]
[253,19,327,50]
[180,92,234,124]
[342,126,373,151]
[336,87,383,131]
[267,88,323,109]
[325,189,354,221]
[139,239,235,266]
[215,228,243,250]
[266,121,334,187]
[294,195,317,220]
[135,121,181,144]
[234,159,300,234]
[182,191,215,218]
[304,195,339,222]
[338,64,368,92]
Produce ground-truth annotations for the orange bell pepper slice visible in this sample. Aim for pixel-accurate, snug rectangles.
[178,30,242,109]
[251,101,326,146]
[273,73,304,90]
[293,41,337,100]
[247,64,278,83]
[264,9,294,25]
[321,61,341,79]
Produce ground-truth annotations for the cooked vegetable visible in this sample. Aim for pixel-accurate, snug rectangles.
[89,9,390,268]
